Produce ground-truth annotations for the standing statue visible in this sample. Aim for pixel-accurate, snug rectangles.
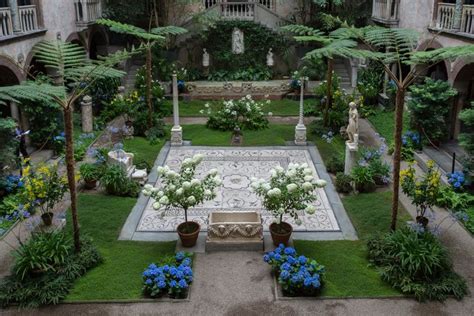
[232,28,244,54]
[346,102,359,144]
[267,48,274,67]
[202,48,210,67]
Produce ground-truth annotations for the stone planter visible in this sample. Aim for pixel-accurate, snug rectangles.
[206,211,263,251]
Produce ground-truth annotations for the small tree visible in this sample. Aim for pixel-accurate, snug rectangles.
[0,41,134,252]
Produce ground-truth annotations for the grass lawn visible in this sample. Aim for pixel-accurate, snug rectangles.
[163,99,313,117]
[295,191,411,298]
[313,135,345,164]
[65,194,176,301]
[368,109,410,142]
[123,137,166,167]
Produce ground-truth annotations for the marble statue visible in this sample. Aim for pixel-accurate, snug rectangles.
[202,48,210,67]
[346,102,359,144]
[232,28,244,54]
[267,48,274,67]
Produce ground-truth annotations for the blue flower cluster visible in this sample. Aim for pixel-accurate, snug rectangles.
[0,175,23,193]
[177,80,186,93]
[53,132,66,143]
[290,79,302,90]
[402,131,421,148]
[321,131,334,144]
[447,171,465,189]
[142,252,193,299]
[264,244,325,296]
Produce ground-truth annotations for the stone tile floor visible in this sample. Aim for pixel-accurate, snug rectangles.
[136,147,340,233]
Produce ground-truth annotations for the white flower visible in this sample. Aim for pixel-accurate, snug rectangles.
[199,110,204,114]
[144,184,153,191]
[213,176,222,186]
[157,167,165,175]
[246,94,252,100]
[287,183,298,193]
[191,179,201,187]
[209,169,218,176]
[251,177,257,182]
[302,182,313,192]
[287,169,296,178]
[167,185,176,192]
[204,189,212,197]
[156,190,164,197]
[304,175,314,182]
[295,218,302,226]
[301,163,309,169]
[187,196,196,205]
[262,183,271,192]
[152,202,161,210]
[167,171,178,178]
[205,103,210,108]
[275,166,284,173]
[268,112,273,117]
[315,179,327,188]
[288,163,295,169]
[267,188,281,197]
[182,181,191,190]
[142,190,151,196]
[304,168,313,175]
[182,158,193,166]
[306,205,316,215]
[193,154,204,164]
[176,188,184,196]
[159,196,169,205]
[270,169,277,177]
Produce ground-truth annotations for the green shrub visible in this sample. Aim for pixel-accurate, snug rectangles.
[100,165,140,197]
[351,165,376,193]
[367,227,468,301]
[326,154,344,174]
[0,238,102,308]
[79,163,103,182]
[0,118,18,171]
[335,173,352,193]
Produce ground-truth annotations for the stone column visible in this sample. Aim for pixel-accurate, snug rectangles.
[344,135,359,176]
[81,95,94,133]
[294,77,307,146]
[9,102,20,121]
[453,0,463,31]
[171,72,183,146]
[8,0,21,33]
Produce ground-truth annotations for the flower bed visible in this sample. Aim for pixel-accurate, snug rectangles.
[142,252,193,300]
[264,244,325,297]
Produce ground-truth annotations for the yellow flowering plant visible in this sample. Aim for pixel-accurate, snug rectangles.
[400,161,442,226]
[21,163,68,216]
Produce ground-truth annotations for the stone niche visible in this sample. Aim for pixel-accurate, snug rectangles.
[206,211,264,252]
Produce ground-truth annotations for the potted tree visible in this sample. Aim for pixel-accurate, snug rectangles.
[79,163,102,190]
[251,163,326,246]
[143,154,221,247]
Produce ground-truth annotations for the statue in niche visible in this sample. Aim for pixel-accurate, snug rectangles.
[202,48,210,67]
[346,102,359,144]
[232,28,244,54]
[267,48,274,67]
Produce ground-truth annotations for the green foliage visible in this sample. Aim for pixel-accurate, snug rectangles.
[203,21,287,75]
[208,66,271,81]
[335,173,352,193]
[326,154,344,174]
[357,62,384,105]
[102,0,148,26]
[351,165,376,193]
[79,163,103,182]
[100,165,140,197]
[459,104,474,175]
[0,237,102,308]
[0,118,18,171]
[408,78,458,143]
[367,228,468,301]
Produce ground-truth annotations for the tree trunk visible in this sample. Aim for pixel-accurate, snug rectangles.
[63,106,81,252]
[390,87,405,231]
[324,58,334,127]
[146,46,153,129]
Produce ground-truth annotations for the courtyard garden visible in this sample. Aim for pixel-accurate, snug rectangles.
[0,0,473,313]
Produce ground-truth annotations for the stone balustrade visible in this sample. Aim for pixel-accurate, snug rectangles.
[0,5,40,38]
[372,0,399,24]
[204,0,274,12]
[0,7,13,37]
[461,4,474,34]
[74,0,102,27]
[437,2,474,36]
[437,3,456,30]
[221,2,255,21]
[19,5,38,33]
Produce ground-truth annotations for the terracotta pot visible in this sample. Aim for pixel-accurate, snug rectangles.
[84,179,97,190]
[41,212,54,226]
[269,222,293,247]
[177,222,200,248]
[416,216,429,228]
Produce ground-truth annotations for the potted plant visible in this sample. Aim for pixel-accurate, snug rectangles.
[401,160,442,228]
[251,163,326,246]
[22,164,68,226]
[79,163,102,189]
[143,154,221,247]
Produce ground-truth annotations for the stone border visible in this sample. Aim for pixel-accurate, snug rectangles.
[120,143,357,242]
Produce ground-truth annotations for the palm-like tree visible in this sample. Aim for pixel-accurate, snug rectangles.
[0,41,135,252]
[97,19,187,129]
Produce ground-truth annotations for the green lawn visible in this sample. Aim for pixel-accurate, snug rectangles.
[368,109,410,142]
[163,99,313,117]
[313,135,345,164]
[123,137,166,167]
[66,194,176,301]
[295,191,411,298]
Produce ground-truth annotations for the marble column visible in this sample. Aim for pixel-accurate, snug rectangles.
[453,0,463,31]
[171,72,183,146]
[294,77,307,146]
[81,95,94,133]
[8,0,21,33]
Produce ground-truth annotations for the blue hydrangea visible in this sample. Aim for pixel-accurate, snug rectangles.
[280,270,290,280]
[175,251,185,261]
[284,247,296,256]
[169,280,178,288]
[178,279,188,288]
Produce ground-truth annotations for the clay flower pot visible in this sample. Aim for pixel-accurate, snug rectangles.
[41,212,54,226]
[269,222,293,246]
[177,222,200,248]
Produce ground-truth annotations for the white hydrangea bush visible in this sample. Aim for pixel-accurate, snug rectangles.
[251,163,327,226]
[142,154,222,223]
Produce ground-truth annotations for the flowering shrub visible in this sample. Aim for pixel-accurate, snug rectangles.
[264,244,325,296]
[447,171,465,190]
[251,163,326,227]
[53,132,66,155]
[0,175,23,194]
[389,131,422,161]
[358,146,391,186]
[143,154,221,230]
[142,252,193,299]
[205,95,270,131]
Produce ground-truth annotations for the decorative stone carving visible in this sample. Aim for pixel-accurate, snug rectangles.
[108,149,135,177]
[232,28,244,54]
[132,168,148,185]
[184,81,291,96]
[206,212,264,252]
[267,48,274,67]
[346,102,359,144]
[202,48,210,67]
[171,126,183,146]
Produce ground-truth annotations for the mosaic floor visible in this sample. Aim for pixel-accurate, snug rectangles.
[136,148,340,232]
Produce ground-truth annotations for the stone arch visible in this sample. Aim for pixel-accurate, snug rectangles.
[449,61,474,139]
[88,27,109,60]
[417,39,449,82]
[0,55,25,83]
[66,32,87,50]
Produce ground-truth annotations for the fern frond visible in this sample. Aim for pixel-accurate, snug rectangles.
[97,19,165,42]
[282,24,324,37]
[410,45,474,65]
[0,82,66,105]
[33,41,87,78]
[151,26,188,36]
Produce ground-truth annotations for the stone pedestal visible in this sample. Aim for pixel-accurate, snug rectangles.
[295,124,307,146]
[344,141,359,175]
[206,212,264,252]
[81,95,93,133]
[171,125,183,146]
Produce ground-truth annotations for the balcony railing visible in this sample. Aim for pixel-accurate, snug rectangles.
[221,2,255,21]
[204,0,274,11]
[372,0,399,24]
[436,3,474,36]
[19,5,38,32]
[0,7,13,37]
[74,0,102,27]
